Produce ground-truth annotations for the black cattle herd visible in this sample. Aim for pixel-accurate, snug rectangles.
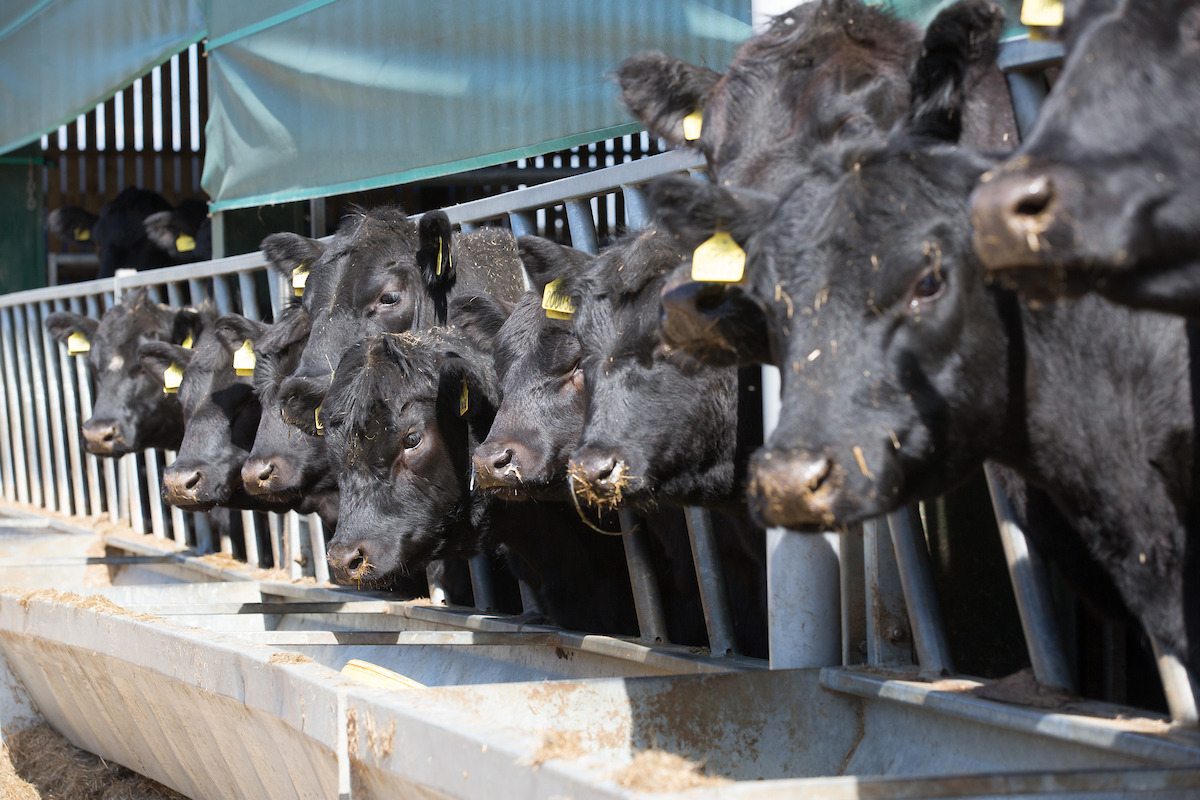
[38,0,1200,682]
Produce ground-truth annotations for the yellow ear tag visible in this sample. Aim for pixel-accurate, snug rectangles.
[293,264,309,297]
[459,378,469,416]
[541,278,576,321]
[691,232,746,282]
[74,228,91,241]
[163,362,183,394]
[436,239,444,277]
[181,332,194,350]
[683,110,703,141]
[67,332,90,355]
[175,233,196,253]
[1020,0,1063,27]
[315,404,324,435]
[233,339,257,376]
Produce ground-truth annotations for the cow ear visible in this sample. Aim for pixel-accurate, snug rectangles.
[137,341,192,381]
[612,53,722,147]
[144,209,207,260]
[648,175,775,253]
[261,232,326,286]
[44,312,99,345]
[171,307,205,346]
[212,313,267,356]
[516,236,594,292]
[438,353,498,424]
[449,293,512,352]
[418,211,455,293]
[904,0,1005,142]
[280,375,327,436]
[46,206,99,243]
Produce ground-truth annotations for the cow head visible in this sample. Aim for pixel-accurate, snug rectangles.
[469,237,592,501]
[614,0,922,193]
[970,0,1200,313]
[46,289,210,455]
[321,330,498,586]
[275,207,458,430]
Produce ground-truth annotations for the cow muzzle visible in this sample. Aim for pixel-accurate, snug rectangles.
[82,420,126,456]
[162,466,205,507]
[971,164,1082,277]
[568,448,642,510]
[747,449,844,530]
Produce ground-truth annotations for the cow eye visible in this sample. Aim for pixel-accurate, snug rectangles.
[909,268,946,308]
[380,291,403,306]
[403,431,421,450]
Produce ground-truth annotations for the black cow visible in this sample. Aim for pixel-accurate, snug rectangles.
[45,289,213,455]
[144,198,213,263]
[652,55,1196,674]
[273,208,524,427]
[138,313,288,513]
[47,187,175,279]
[640,0,1013,365]
[500,232,767,656]
[970,0,1200,316]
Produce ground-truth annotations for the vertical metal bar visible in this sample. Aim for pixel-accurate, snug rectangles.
[22,304,56,511]
[309,198,326,239]
[0,310,15,503]
[287,511,302,579]
[53,300,87,516]
[1005,71,1047,142]
[468,555,496,611]
[38,302,70,514]
[1150,636,1199,725]
[242,509,260,566]
[213,274,234,314]
[564,199,599,255]
[143,449,165,537]
[12,306,44,508]
[268,513,283,570]
[508,211,536,238]
[238,272,261,322]
[308,513,329,582]
[984,463,1076,692]
[459,221,478,233]
[188,278,208,305]
[72,297,102,516]
[840,524,868,666]
[298,514,314,577]
[426,565,449,606]
[621,510,670,644]
[210,211,226,260]
[518,581,542,615]
[163,451,187,541]
[622,185,651,229]
[887,504,954,677]
[270,273,285,320]
[1,309,28,504]
[762,364,842,669]
[166,281,183,309]
[146,285,163,304]
[115,456,129,521]
[126,454,145,533]
[193,512,213,554]
[862,516,913,666]
[684,506,738,656]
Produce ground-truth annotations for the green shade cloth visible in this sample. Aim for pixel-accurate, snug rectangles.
[0,0,205,155]
[202,0,754,210]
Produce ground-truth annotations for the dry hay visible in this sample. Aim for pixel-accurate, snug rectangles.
[0,589,157,623]
[517,729,587,767]
[566,461,640,513]
[3,723,185,800]
[971,667,1075,710]
[268,651,313,666]
[609,749,731,793]
[196,551,242,570]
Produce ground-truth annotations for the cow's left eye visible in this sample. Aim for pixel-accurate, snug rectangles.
[403,431,421,450]
[910,269,946,308]
[380,291,402,306]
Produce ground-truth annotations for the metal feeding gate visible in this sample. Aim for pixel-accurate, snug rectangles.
[0,35,1197,800]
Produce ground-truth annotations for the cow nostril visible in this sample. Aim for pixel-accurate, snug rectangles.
[802,457,833,492]
[492,448,514,471]
[183,471,202,491]
[1013,176,1053,217]
[257,462,275,482]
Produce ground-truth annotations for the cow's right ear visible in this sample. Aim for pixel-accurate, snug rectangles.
[44,312,99,346]
[612,54,722,147]
[647,175,775,253]
[171,307,206,347]
[137,341,193,382]
[449,293,513,352]
[212,313,268,356]
[516,236,594,292]
[46,206,99,243]
[904,0,1005,143]
[279,374,327,436]
[261,233,327,286]
[418,211,455,294]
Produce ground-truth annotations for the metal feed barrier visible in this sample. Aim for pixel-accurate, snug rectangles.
[0,33,1193,723]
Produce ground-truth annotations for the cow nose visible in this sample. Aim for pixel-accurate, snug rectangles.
[163,468,202,502]
[472,442,520,488]
[82,421,119,454]
[327,540,372,578]
[971,172,1059,266]
[747,450,842,530]
[569,447,634,507]
[241,458,278,493]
